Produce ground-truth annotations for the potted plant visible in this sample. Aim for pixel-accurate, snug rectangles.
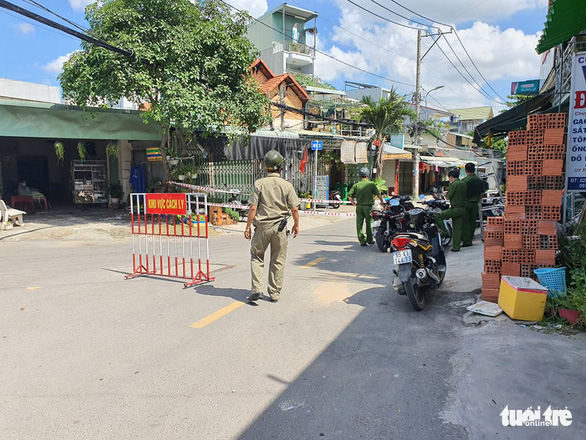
[109,183,124,208]
[54,141,65,164]
[77,142,88,161]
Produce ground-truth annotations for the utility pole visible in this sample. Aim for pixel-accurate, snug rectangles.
[413,29,422,199]
[279,84,286,131]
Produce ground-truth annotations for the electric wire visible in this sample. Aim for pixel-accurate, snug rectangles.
[365,0,438,30]
[218,0,414,88]
[432,35,504,105]
[0,0,133,57]
[387,0,506,103]
[345,0,435,32]
[22,0,87,32]
[438,33,505,105]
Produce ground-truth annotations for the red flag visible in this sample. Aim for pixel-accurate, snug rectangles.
[299,145,308,174]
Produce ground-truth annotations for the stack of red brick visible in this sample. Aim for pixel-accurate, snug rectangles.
[481,113,566,303]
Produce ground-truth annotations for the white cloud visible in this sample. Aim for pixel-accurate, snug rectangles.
[69,0,94,12]
[315,3,543,109]
[17,23,34,35]
[223,0,268,18]
[43,53,75,73]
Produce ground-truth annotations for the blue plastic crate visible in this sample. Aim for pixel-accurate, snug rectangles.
[534,267,567,297]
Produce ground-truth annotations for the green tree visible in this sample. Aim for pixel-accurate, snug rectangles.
[59,0,268,162]
[500,94,536,113]
[359,91,415,177]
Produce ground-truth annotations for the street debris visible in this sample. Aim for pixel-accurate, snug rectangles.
[466,300,503,317]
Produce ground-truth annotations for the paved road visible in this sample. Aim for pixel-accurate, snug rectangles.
[1,215,584,439]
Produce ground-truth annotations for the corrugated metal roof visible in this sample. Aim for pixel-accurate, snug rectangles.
[536,0,586,54]
[448,106,493,121]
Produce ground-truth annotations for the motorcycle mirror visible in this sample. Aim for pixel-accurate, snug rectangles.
[419,194,425,200]
[391,199,400,206]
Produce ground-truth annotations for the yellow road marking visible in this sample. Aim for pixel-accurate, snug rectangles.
[27,287,41,291]
[301,257,326,268]
[189,301,245,329]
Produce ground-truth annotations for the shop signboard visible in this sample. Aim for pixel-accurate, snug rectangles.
[567,52,586,192]
[146,193,187,215]
[510,79,540,95]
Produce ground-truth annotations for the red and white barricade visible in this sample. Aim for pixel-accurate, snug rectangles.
[126,193,215,287]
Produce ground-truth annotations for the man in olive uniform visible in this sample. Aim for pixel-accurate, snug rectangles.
[348,167,384,246]
[462,162,486,247]
[244,150,300,303]
[435,169,467,252]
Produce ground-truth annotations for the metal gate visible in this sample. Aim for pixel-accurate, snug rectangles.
[126,193,215,287]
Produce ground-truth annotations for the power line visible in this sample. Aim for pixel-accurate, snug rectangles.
[218,0,415,88]
[432,34,504,105]
[22,0,87,32]
[385,0,506,103]
[288,0,476,108]
[386,0,451,28]
[345,0,433,32]
[0,0,133,57]
[365,0,438,30]
[452,31,507,102]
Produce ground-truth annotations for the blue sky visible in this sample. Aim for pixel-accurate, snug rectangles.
[0,0,549,111]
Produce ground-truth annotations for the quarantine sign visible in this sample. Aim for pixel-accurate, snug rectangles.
[568,52,586,191]
[146,193,187,215]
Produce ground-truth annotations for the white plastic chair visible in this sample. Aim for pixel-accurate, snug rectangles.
[0,200,26,230]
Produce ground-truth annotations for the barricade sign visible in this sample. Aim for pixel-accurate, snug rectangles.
[126,193,215,287]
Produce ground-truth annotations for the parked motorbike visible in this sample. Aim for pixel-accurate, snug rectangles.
[371,196,414,252]
[227,191,249,221]
[329,190,343,209]
[421,198,453,247]
[390,205,447,311]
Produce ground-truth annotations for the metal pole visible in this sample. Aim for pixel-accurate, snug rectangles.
[313,147,318,210]
[413,29,422,199]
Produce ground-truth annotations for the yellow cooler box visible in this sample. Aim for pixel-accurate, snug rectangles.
[498,276,548,321]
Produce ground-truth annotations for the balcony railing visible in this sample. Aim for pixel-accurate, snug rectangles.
[272,40,315,57]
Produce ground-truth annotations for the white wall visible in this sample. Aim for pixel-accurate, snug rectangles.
[0,78,61,103]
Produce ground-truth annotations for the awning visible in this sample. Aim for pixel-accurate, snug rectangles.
[0,99,162,141]
[536,0,586,54]
[472,91,555,144]
[419,156,473,168]
[382,144,412,160]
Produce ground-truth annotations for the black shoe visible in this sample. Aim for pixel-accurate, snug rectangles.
[360,243,367,246]
[367,241,375,246]
[462,243,473,247]
[451,248,460,252]
[247,293,262,302]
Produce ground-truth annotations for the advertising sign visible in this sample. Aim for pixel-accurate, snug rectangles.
[510,79,540,95]
[146,193,187,215]
[567,52,586,192]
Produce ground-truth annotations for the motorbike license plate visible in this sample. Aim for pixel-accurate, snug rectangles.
[392,249,412,265]
[372,220,381,228]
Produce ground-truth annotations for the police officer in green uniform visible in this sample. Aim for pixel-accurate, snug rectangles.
[435,169,467,252]
[245,150,300,303]
[347,167,384,246]
[461,162,486,247]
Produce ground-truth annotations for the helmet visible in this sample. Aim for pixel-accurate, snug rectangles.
[359,167,370,177]
[263,150,284,171]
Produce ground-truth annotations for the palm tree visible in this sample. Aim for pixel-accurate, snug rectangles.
[359,90,415,178]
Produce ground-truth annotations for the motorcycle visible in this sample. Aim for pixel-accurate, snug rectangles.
[329,190,343,209]
[390,205,447,311]
[227,191,250,221]
[371,196,414,252]
[421,198,453,247]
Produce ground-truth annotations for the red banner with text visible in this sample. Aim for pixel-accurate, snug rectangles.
[145,193,187,215]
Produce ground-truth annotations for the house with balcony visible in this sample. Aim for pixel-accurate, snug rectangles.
[444,106,494,134]
[247,3,318,77]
